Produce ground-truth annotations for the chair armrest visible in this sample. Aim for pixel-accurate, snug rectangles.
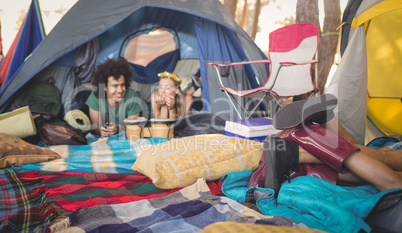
[280,60,320,66]
[207,60,271,67]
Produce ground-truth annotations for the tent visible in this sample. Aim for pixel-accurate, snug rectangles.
[0,0,269,120]
[0,0,45,89]
[326,0,402,145]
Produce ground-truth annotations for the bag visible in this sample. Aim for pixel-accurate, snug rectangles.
[40,121,87,145]
[12,77,61,120]
[72,38,99,83]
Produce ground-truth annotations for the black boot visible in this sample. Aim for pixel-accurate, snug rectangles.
[264,135,299,197]
[273,93,338,130]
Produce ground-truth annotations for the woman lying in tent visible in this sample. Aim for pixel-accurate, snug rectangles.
[247,93,402,196]
[86,58,142,138]
[151,71,193,119]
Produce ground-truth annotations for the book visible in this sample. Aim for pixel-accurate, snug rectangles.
[225,118,276,132]
[225,131,267,142]
[225,127,281,137]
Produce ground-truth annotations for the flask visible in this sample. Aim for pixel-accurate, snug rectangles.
[104,113,110,127]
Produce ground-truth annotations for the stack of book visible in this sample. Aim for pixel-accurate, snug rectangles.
[225,118,281,142]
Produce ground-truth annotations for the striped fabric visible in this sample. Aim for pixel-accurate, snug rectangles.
[15,133,167,173]
[0,168,55,233]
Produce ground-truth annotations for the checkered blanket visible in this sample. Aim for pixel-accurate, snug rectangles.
[0,169,55,233]
[15,133,167,173]
[50,178,301,232]
[19,171,224,212]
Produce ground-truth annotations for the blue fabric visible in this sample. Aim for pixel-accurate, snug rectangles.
[388,141,402,150]
[0,0,45,91]
[257,176,401,233]
[366,136,400,149]
[15,132,167,173]
[129,49,180,84]
[221,171,402,233]
[220,170,253,203]
[221,170,274,203]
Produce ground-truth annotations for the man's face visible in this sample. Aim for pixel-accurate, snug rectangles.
[105,75,126,104]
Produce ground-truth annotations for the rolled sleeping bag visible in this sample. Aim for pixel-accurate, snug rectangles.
[63,110,91,133]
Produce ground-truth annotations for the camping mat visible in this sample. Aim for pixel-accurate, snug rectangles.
[49,178,302,233]
[0,168,56,233]
[19,171,224,212]
[221,171,400,233]
[14,132,167,173]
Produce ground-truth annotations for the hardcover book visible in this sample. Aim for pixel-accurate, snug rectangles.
[225,118,276,132]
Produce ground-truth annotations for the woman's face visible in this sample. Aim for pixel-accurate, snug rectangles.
[105,75,126,103]
[158,78,177,97]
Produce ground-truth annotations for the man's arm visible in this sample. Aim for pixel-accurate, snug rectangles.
[89,107,102,134]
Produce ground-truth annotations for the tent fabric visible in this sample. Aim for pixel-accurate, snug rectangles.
[0,0,45,90]
[327,0,402,144]
[0,0,268,120]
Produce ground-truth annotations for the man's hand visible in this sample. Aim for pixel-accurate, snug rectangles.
[100,122,118,138]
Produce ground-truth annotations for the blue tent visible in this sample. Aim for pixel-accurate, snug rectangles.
[0,0,269,119]
[0,0,45,90]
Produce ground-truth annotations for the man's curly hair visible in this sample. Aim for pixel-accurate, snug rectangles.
[91,57,134,97]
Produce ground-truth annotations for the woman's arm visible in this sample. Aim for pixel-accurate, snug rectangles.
[183,93,193,116]
[152,92,163,118]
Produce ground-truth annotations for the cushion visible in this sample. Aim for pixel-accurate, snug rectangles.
[0,133,61,168]
[132,134,262,189]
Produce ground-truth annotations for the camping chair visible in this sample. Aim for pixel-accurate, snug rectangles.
[207,23,320,119]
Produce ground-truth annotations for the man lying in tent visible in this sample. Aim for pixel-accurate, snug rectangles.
[86,58,142,138]
[247,94,402,195]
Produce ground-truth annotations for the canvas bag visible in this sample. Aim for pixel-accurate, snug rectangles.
[12,77,61,120]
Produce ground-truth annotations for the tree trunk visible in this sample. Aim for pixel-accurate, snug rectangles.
[295,0,340,99]
[318,0,340,94]
[294,0,320,101]
[251,0,261,40]
[223,0,238,18]
[240,0,248,29]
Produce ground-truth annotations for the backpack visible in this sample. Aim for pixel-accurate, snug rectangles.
[12,77,62,120]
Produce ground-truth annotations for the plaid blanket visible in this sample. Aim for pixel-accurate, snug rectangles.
[50,178,301,233]
[20,171,224,212]
[0,169,55,233]
[20,171,182,212]
[15,133,167,173]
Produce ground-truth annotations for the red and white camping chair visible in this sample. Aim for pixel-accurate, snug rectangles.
[207,23,320,118]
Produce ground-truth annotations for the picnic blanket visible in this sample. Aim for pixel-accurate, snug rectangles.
[221,170,402,233]
[0,168,55,233]
[19,171,182,212]
[51,178,304,233]
[14,133,167,173]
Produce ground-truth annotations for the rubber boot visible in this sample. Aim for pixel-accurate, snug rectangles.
[273,93,338,130]
[247,152,266,188]
[288,164,338,184]
[263,135,299,196]
[280,123,358,173]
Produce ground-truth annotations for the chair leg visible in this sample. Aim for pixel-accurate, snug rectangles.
[246,92,268,119]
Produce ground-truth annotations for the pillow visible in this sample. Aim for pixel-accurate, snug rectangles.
[132,134,262,189]
[0,133,61,168]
